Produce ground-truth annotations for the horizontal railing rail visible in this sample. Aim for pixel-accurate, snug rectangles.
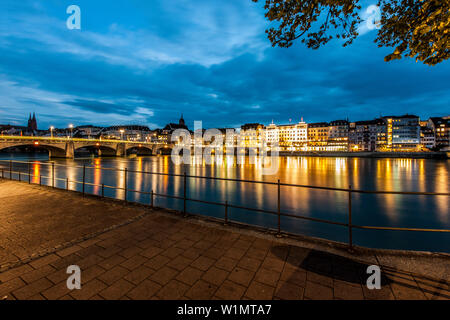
[0,159,449,250]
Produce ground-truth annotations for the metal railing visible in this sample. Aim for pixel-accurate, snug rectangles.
[1,159,449,250]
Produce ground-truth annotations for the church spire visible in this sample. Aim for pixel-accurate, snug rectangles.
[27,112,37,131]
[179,113,185,126]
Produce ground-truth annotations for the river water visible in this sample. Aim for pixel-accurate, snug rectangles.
[1,152,449,253]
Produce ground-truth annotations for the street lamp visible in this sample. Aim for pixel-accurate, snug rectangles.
[50,126,54,139]
[69,124,74,138]
[120,129,125,141]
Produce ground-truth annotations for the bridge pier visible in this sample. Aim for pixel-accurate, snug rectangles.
[46,142,74,158]
[96,148,116,157]
[47,149,68,158]
[116,143,126,157]
[64,141,74,158]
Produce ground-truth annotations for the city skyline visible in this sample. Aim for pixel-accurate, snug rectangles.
[3,111,449,131]
[1,1,449,130]
[3,112,448,153]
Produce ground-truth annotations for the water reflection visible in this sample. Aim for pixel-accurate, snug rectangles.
[66,162,77,191]
[1,153,448,252]
[32,162,40,184]
[436,165,449,224]
[93,158,101,195]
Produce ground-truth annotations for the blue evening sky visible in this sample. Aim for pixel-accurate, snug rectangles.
[0,0,449,130]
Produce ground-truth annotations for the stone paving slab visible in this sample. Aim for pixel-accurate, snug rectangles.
[0,180,449,300]
[0,180,144,267]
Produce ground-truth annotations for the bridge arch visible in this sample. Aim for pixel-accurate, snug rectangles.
[125,145,154,156]
[74,144,117,157]
[154,146,173,155]
[0,142,67,158]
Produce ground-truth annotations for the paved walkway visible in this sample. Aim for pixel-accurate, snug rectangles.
[0,180,449,300]
[0,180,142,266]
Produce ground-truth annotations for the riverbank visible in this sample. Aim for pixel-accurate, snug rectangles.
[278,151,449,159]
[0,180,448,300]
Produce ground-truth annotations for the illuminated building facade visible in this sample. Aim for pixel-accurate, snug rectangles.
[327,120,349,151]
[240,123,264,148]
[377,115,421,151]
[307,122,329,151]
[349,119,383,151]
[265,122,279,150]
[73,125,103,139]
[420,126,436,150]
[215,128,238,154]
[428,117,450,151]
[218,128,238,146]
[265,120,307,151]
[100,125,153,142]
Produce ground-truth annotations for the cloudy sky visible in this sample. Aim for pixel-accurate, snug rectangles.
[0,0,449,130]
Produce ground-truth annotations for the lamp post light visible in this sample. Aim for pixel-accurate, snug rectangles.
[50,126,54,139]
[69,124,74,139]
[120,129,125,141]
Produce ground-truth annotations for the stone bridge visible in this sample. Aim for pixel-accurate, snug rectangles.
[0,136,172,158]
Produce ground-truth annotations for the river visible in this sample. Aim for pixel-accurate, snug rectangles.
[1,152,449,253]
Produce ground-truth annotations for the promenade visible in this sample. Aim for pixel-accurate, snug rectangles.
[0,180,449,300]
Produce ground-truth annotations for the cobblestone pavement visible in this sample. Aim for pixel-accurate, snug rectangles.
[0,180,144,267]
[0,180,449,300]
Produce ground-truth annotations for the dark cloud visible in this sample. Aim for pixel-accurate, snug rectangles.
[64,99,134,115]
[0,0,449,130]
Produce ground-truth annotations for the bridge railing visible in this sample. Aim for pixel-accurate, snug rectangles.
[0,159,449,251]
[0,135,165,145]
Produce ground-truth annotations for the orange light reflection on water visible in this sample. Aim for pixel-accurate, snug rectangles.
[70,155,448,227]
[32,162,40,184]
[93,158,101,195]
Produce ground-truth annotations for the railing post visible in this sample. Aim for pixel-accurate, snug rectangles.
[224,200,228,225]
[66,178,69,191]
[9,160,12,180]
[124,168,128,202]
[1,168,3,179]
[183,171,187,216]
[348,184,353,251]
[150,189,154,208]
[28,163,31,184]
[82,164,86,195]
[276,179,282,238]
[52,162,55,188]
[18,171,21,181]
[102,183,105,198]
[39,175,42,186]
